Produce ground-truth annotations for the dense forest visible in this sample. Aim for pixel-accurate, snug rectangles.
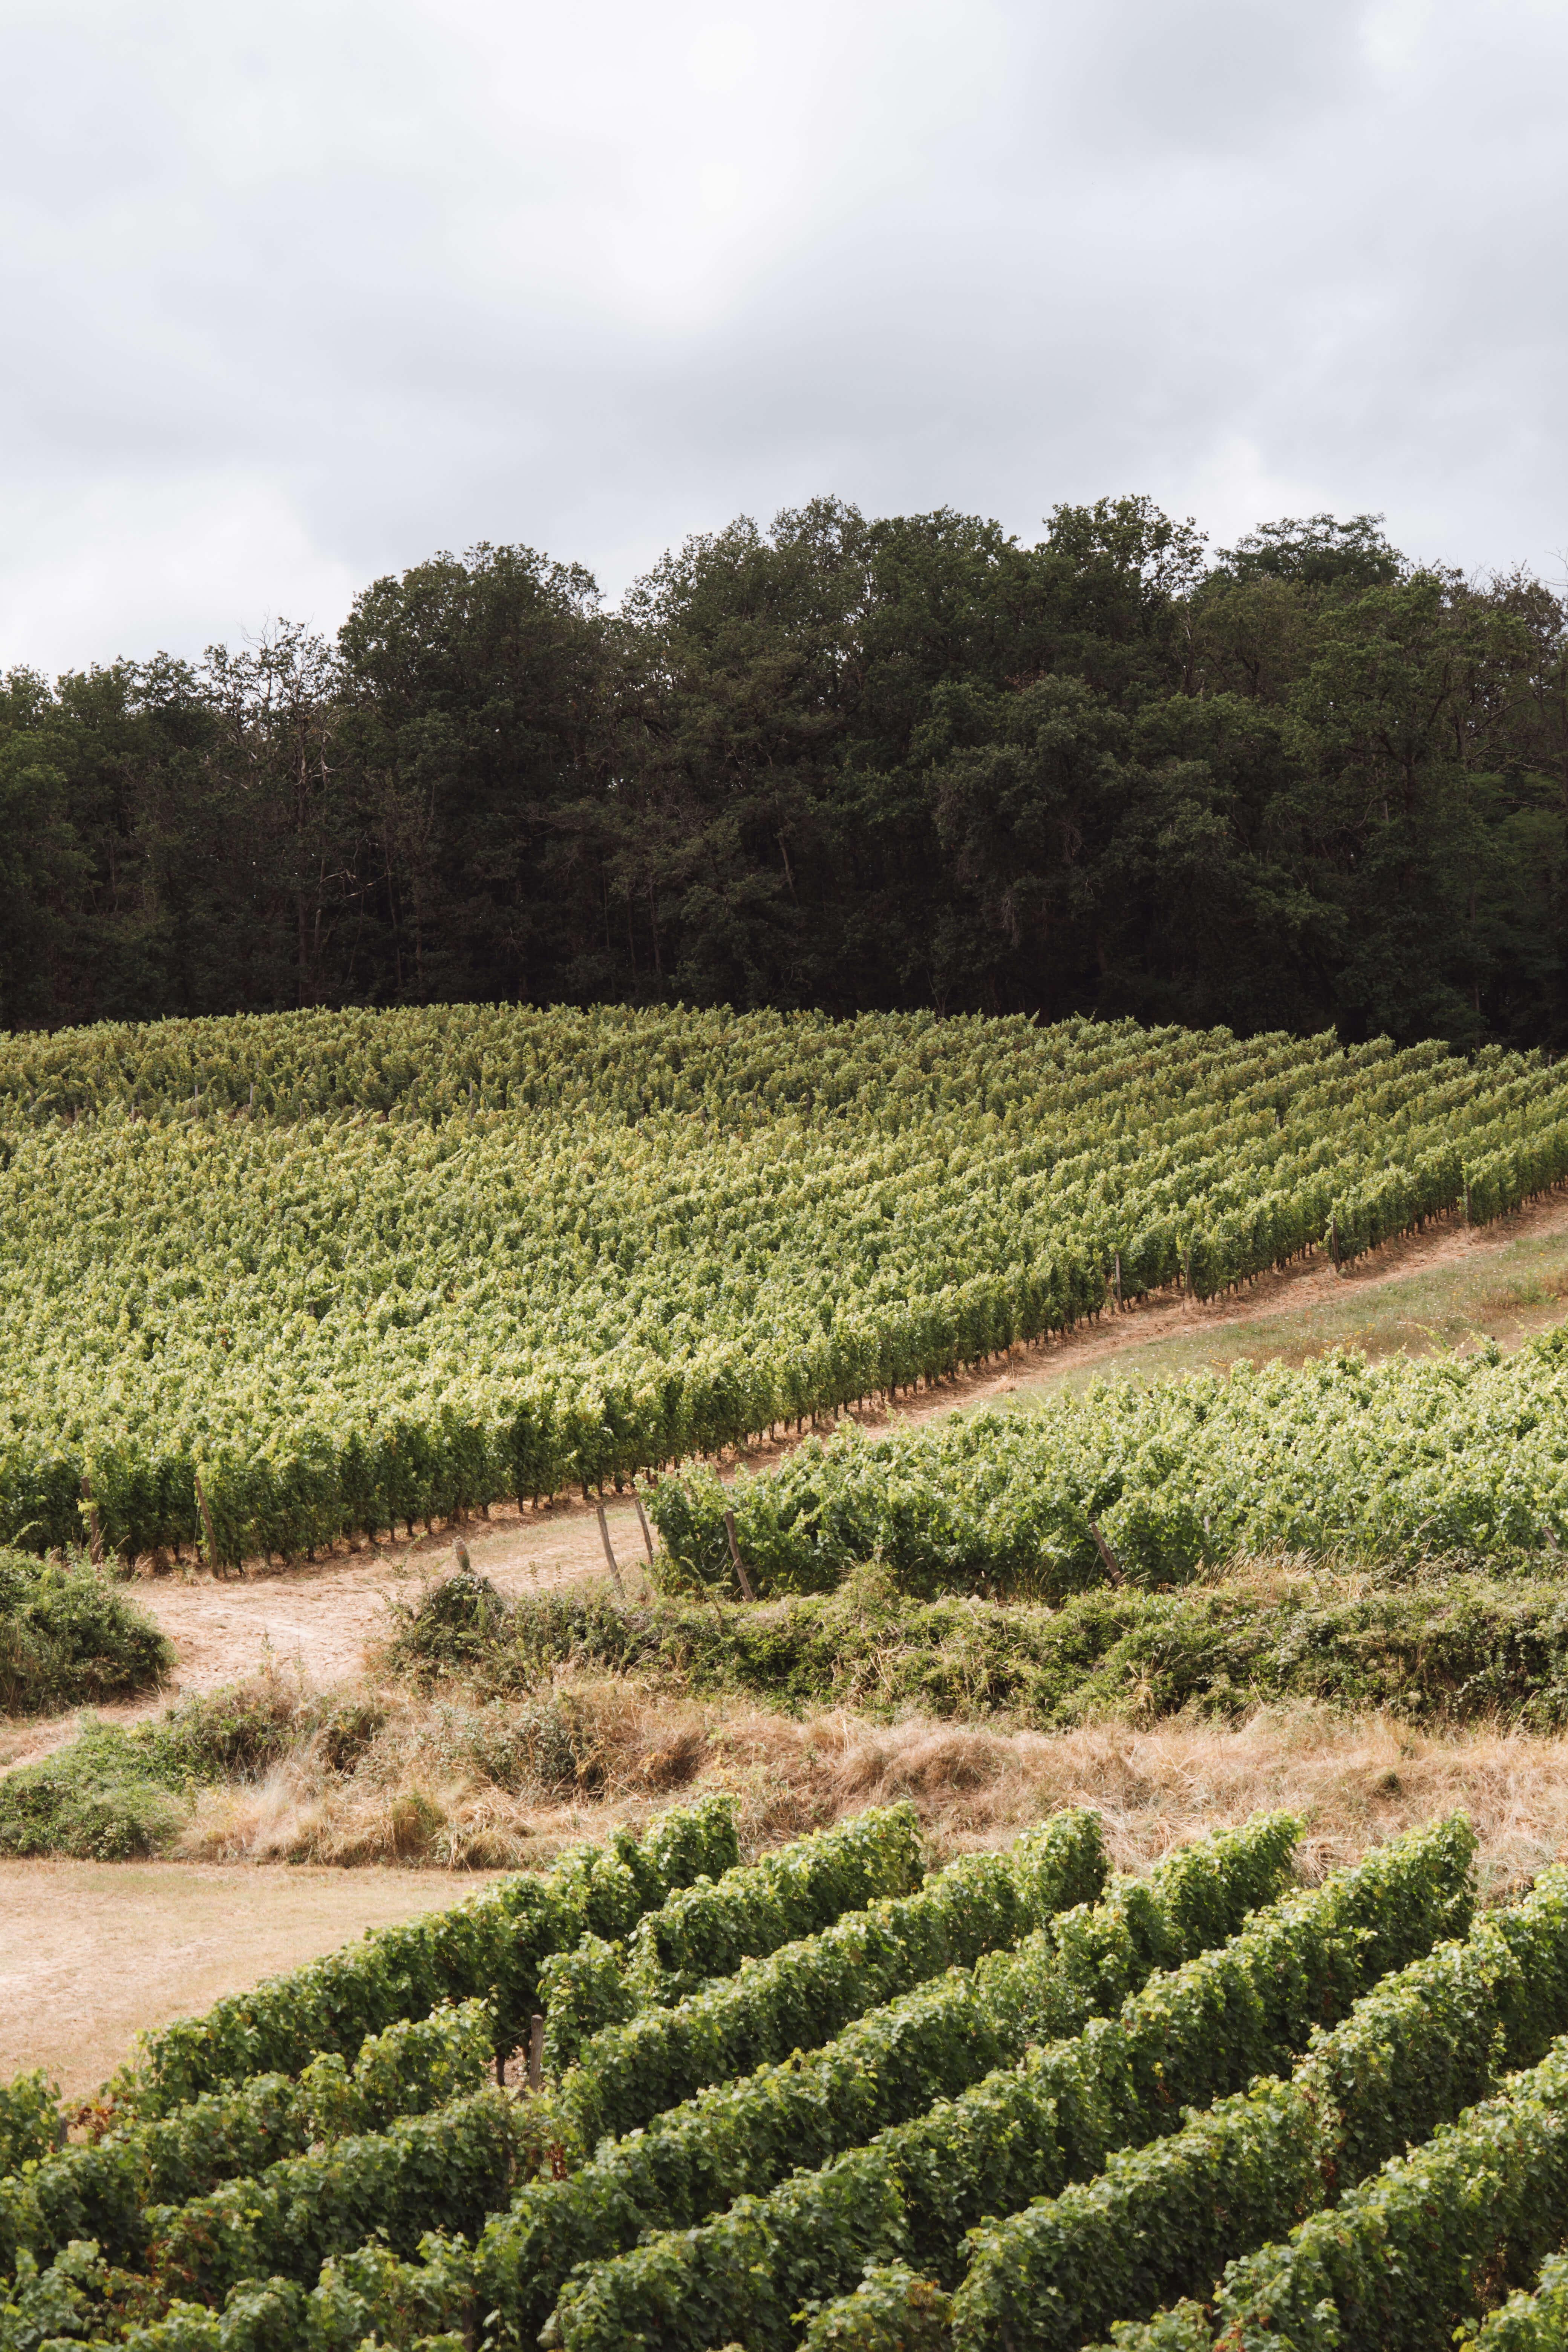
[2,495,1565,1048]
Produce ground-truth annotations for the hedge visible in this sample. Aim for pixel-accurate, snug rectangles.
[0,2003,493,2280]
[104,1796,737,2116]
[956,1860,1568,2349]
[1197,2034,1568,2351]
[475,1809,1142,2343]
[1470,2251,1568,2350]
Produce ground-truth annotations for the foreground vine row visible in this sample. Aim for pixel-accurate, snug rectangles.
[11,1800,1566,2352]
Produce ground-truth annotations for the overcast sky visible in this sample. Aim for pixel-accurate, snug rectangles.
[3,0,1565,674]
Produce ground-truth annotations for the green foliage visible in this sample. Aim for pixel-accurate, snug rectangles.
[957,1857,1568,2349]
[0,1676,359,1860]
[105,1794,737,2115]
[473,1809,1112,2342]
[0,1723,190,1860]
[1470,2251,1568,2349]
[138,2089,517,2309]
[3,1008,1567,1565]
[0,2005,493,2282]
[389,1566,1568,1733]
[799,2265,953,2350]
[0,1554,170,1715]
[542,1818,1472,2352]
[540,1802,923,2070]
[543,1808,1108,2159]
[652,1327,1568,1602]
[0,2082,60,2179]
[1200,2035,1568,2351]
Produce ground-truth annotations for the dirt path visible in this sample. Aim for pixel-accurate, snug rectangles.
[0,1858,507,2101]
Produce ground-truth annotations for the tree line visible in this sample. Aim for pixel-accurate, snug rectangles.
[3,494,1565,1047]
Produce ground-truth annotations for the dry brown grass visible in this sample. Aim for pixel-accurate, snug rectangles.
[176,1677,1568,1901]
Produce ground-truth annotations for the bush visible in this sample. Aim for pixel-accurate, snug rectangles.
[1469,2251,1568,2349]
[110,1794,739,2117]
[376,1570,1568,1734]
[0,2004,495,2279]
[0,1723,190,1859]
[1202,2035,1568,2352]
[956,1859,1568,2350]
[474,1809,1113,2343]
[0,2075,61,2176]
[0,1552,171,1715]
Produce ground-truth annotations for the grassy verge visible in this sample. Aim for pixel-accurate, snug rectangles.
[0,1676,334,1859]
[382,1563,1568,1733]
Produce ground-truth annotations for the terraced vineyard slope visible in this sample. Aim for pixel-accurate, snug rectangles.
[6,1799,1553,2352]
[4,1003,1568,1567]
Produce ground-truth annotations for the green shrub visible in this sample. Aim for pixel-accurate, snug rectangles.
[0,1724,190,1859]
[957,1860,1568,2349]
[1201,2035,1568,2352]
[0,1553,171,1715]
[110,1795,739,2117]
[0,2076,61,2175]
[382,1570,1568,1733]
[1469,2251,1568,2349]
[474,1809,1114,2343]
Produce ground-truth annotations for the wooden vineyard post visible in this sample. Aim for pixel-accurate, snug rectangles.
[595,1502,628,1600]
[723,1509,757,1601]
[1464,1182,1472,1226]
[1089,1521,1125,1586]
[528,2013,545,2092]
[632,1490,656,1563]
[80,1473,103,1566]
[1113,1250,1122,1310]
[1331,1215,1340,1270]
[194,1473,227,1578]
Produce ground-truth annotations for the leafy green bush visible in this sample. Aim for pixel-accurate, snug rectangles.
[109,1795,738,2117]
[537,1804,923,2072]
[0,2004,494,2280]
[474,1809,1114,2341]
[648,1334,1568,1599]
[1469,2251,1568,2349]
[1199,2034,1568,2352]
[544,1809,1111,2157]
[384,1568,1568,1733]
[0,1723,190,1859]
[0,2076,61,2176]
[0,1553,171,1715]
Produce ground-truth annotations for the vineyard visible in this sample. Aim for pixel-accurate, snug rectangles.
[648,1325,1568,1596]
[5,1002,1568,1570]
[9,1796,1568,2349]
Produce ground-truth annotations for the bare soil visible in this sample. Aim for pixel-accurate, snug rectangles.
[0,1857,506,2102]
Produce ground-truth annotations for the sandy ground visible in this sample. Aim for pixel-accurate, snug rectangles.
[0,1857,507,2101]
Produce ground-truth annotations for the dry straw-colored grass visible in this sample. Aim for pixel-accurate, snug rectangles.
[178,1677,1568,1900]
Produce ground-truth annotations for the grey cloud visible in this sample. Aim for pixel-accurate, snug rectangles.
[1,0,1565,672]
